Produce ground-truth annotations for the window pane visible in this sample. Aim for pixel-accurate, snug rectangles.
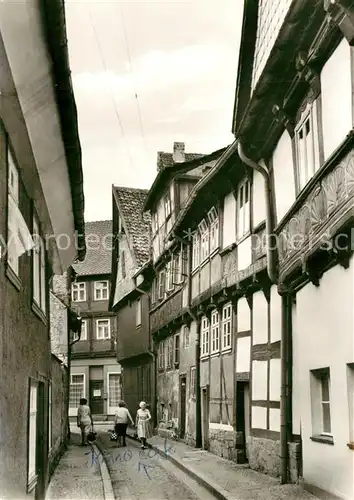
[321,377,330,401]
[108,374,121,407]
[322,402,331,434]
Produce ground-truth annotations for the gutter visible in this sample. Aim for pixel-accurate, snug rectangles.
[39,0,86,262]
[237,142,290,484]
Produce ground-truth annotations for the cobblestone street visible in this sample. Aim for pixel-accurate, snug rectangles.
[95,430,216,500]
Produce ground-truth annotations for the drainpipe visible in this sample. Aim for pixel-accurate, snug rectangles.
[237,142,289,484]
[185,237,202,448]
[237,142,277,284]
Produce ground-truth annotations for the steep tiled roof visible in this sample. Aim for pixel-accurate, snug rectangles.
[157,152,204,171]
[72,220,112,276]
[113,186,150,267]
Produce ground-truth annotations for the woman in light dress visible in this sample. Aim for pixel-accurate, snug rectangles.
[77,398,93,446]
[136,401,152,449]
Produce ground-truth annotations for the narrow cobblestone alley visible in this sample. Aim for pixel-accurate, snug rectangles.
[95,430,216,500]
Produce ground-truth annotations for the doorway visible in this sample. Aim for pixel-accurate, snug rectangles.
[90,380,104,415]
[180,376,187,439]
[236,381,250,462]
[35,382,46,500]
[201,386,209,450]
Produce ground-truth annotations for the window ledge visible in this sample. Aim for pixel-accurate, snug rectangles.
[6,265,21,291]
[200,355,209,361]
[209,248,220,259]
[237,232,251,246]
[32,302,47,325]
[221,347,232,355]
[27,474,38,493]
[136,324,142,330]
[210,351,220,358]
[219,243,236,256]
[310,435,334,445]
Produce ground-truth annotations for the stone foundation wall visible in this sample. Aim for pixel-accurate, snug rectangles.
[247,436,302,481]
[208,429,247,463]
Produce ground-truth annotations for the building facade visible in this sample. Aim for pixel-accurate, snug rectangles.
[0,1,86,498]
[69,221,122,420]
[110,187,155,421]
[143,142,227,442]
[231,1,354,498]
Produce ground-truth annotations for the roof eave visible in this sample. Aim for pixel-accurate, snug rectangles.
[40,0,86,262]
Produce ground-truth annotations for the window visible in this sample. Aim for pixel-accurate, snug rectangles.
[136,298,142,327]
[199,219,209,263]
[208,207,219,252]
[7,150,19,275]
[152,212,158,234]
[166,260,174,291]
[28,380,37,487]
[32,213,46,312]
[222,303,232,350]
[192,232,200,270]
[72,282,86,302]
[172,252,182,285]
[201,316,210,356]
[48,383,52,450]
[183,325,190,348]
[121,251,126,278]
[166,337,173,369]
[69,374,84,408]
[108,373,122,408]
[295,106,319,191]
[211,310,220,353]
[158,270,165,299]
[237,179,250,240]
[7,148,33,276]
[311,368,332,437]
[73,319,87,342]
[151,278,157,304]
[94,281,109,301]
[164,194,171,218]
[174,334,180,365]
[96,319,111,339]
[190,367,196,398]
[158,342,165,370]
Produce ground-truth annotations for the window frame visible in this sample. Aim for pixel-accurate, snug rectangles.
[183,324,190,349]
[27,379,38,491]
[201,316,210,357]
[237,178,250,241]
[136,297,142,327]
[73,319,87,341]
[174,334,180,366]
[166,337,174,369]
[222,303,232,350]
[320,372,332,436]
[294,100,320,193]
[208,207,219,253]
[7,147,20,276]
[158,270,165,299]
[192,231,200,270]
[158,341,165,371]
[95,318,111,340]
[72,282,86,302]
[199,219,209,264]
[164,193,171,219]
[32,211,46,313]
[211,310,220,354]
[166,260,174,292]
[69,373,85,408]
[190,366,196,398]
[94,280,109,301]
[310,367,332,439]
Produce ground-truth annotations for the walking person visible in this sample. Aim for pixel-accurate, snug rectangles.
[77,398,93,446]
[136,401,152,449]
[114,400,134,447]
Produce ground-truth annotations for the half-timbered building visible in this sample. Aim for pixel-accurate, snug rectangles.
[231,1,354,498]
[143,142,226,443]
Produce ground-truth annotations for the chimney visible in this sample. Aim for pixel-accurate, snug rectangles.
[157,151,164,172]
[173,142,185,163]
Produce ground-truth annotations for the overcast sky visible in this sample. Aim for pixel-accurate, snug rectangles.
[65,0,243,222]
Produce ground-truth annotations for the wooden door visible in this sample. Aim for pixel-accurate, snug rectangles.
[201,387,209,450]
[180,376,187,439]
[90,380,104,415]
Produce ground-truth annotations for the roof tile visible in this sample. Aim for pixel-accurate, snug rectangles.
[72,220,112,276]
[113,186,150,267]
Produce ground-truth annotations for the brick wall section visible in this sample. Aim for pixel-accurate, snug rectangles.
[48,355,68,478]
